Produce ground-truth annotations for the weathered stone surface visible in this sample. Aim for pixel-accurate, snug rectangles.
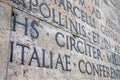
[0,2,11,80]
[0,0,120,80]
[7,9,120,80]
[2,0,120,54]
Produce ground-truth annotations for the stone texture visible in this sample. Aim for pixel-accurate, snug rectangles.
[7,9,120,80]
[0,2,11,80]
[0,0,120,80]
[3,0,119,53]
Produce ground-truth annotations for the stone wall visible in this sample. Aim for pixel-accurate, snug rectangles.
[0,0,120,80]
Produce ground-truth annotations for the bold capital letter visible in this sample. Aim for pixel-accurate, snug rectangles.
[9,41,14,62]
[12,12,28,36]
[16,43,29,65]
[29,0,38,11]
[65,55,71,71]
[31,20,39,39]
[29,47,40,67]
[55,54,64,70]
[55,32,65,47]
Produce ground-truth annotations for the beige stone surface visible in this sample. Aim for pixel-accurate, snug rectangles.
[0,2,11,80]
[7,9,120,80]
[0,0,120,80]
[2,0,119,54]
